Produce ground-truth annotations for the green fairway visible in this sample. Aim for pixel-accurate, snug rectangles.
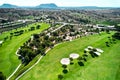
[20,32,120,80]
[0,22,49,77]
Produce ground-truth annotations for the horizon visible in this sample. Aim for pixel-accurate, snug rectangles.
[0,0,120,7]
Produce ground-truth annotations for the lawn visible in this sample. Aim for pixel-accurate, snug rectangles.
[118,24,120,26]
[0,22,49,77]
[20,32,120,80]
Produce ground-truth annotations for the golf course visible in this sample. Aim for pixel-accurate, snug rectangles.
[0,23,120,80]
[0,22,49,77]
[17,32,120,80]
[0,1,120,80]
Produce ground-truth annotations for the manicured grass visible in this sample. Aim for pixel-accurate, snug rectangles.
[20,32,120,80]
[0,22,49,77]
[10,54,41,80]
[117,24,120,26]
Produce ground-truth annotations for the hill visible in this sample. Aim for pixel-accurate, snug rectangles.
[0,3,18,8]
[0,3,119,9]
[36,3,58,8]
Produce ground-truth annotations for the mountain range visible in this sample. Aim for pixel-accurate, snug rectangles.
[36,3,57,8]
[0,3,18,8]
[0,3,58,8]
[0,3,119,9]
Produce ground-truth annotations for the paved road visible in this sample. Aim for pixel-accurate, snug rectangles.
[47,23,67,36]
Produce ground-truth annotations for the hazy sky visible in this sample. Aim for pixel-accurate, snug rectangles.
[0,0,120,7]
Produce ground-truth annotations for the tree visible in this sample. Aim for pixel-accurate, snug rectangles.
[82,57,87,62]
[44,35,49,40]
[77,56,83,61]
[33,34,39,39]
[105,41,110,47]
[112,32,120,40]
[0,72,6,80]
[4,36,8,41]
[83,53,88,57]
[106,29,110,34]
[62,65,67,69]
[10,32,13,36]
[24,55,30,65]
[58,74,63,80]
[19,30,24,34]
[69,57,74,65]
[55,37,63,43]
[84,50,87,54]
[37,47,45,55]
[30,27,35,31]
[36,25,41,29]
[93,48,97,52]
[52,32,58,36]
[62,69,68,74]
[78,61,84,66]
[115,24,120,30]
[10,35,13,40]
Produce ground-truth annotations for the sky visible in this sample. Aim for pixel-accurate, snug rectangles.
[0,0,120,7]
